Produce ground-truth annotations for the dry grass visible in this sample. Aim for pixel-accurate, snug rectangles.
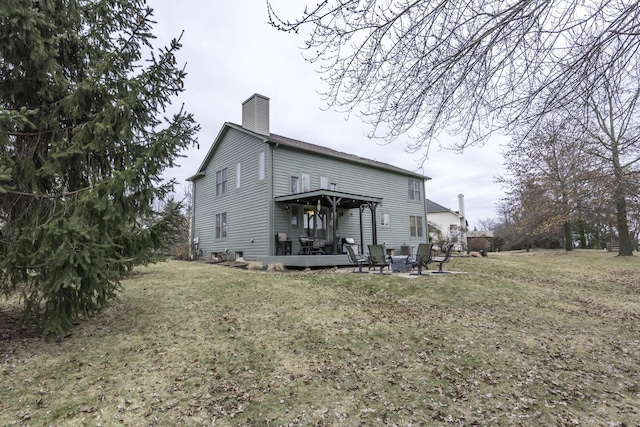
[246,261,264,271]
[1,250,639,426]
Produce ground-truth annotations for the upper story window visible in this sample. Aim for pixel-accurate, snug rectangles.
[236,163,241,189]
[216,168,227,196]
[330,182,337,191]
[320,176,329,189]
[258,150,265,180]
[408,178,421,201]
[291,176,299,193]
[301,173,310,192]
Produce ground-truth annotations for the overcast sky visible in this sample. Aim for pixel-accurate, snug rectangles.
[152,1,507,229]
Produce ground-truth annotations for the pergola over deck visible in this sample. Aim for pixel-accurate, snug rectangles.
[274,189,383,255]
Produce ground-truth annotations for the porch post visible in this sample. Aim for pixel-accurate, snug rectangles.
[364,201,379,246]
[326,195,341,255]
[359,205,365,255]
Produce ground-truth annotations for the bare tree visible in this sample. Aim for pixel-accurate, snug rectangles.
[560,44,640,256]
[499,122,597,251]
[268,0,640,154]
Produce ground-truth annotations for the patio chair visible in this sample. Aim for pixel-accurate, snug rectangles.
[409,243,433,275]
[428,243,454,273]
[346,245,368,273]
[367,244,391,274]
[275,233,292,255]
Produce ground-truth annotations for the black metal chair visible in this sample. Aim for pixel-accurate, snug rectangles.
[409,243,433,275]
[428,243,454,273]
[346,245,368,273]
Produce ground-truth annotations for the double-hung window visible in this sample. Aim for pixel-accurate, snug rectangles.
[408,179,421,201]
[410,215,423,237]
[216,212,227,239]
[290,176,299,193]
[216,168,227,196]
[301,173,310,192]
[320,176,329,189]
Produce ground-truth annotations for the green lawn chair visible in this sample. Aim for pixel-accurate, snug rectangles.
[367,244,391,274]
[410,243,433,275]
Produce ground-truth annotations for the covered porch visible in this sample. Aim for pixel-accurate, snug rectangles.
[274,189,383,257]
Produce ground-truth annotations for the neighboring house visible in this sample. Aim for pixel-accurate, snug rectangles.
[187,94,430,266]
[426,196,468,250]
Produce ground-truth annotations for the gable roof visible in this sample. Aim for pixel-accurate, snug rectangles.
[188,122,430,181]
[426,199,452,213]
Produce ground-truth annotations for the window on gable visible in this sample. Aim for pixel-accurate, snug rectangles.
[258,150,265,180]
[216,212,227,238]
[216,168,227,196]
[290,176,299,194]
[410,215,423,237]
[408,178,421,201]
[301,173,310,192]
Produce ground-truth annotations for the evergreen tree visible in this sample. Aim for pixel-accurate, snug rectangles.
[0,0,198,335]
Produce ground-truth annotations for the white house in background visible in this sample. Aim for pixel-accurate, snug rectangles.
[426,195,468,250]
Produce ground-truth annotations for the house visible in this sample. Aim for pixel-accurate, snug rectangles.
[426,196,468,250]
[187,94,430,267]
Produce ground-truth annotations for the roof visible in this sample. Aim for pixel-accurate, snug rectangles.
[268,132,429,181]
[275,189,383,210]
[426,199,453,213]
[188,122,430,181]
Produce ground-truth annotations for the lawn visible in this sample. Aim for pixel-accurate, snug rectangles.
[1,250,639,426]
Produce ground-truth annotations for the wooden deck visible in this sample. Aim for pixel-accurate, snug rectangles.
[253,254,350,268]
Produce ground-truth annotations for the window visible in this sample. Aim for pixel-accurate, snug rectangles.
[330,182,337,191]
[216,212,227,238]
[408,179,421,201]
[381,212,390,227]
[410,215,423,237]
[290,176,299,194]
[258,150,265,180]
[320,176,329,189]
[301,173,310,192]
[236,163,241,188]
[216,168,227,196]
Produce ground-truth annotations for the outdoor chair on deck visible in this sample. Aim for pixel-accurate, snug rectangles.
[275,233,292,255]
[368,244,391,274]
[346,245,368,273]
[409,243,433,275]
[428,243,454,273]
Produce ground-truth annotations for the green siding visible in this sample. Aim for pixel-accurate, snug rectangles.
[192,127,270,259]
[272,146,426,254]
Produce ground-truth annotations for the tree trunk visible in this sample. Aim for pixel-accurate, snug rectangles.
[564,222,573,251]
[616,196,634,256]
[579,222,587,248]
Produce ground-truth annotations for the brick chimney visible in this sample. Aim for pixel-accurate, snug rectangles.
[242,94,270,136]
